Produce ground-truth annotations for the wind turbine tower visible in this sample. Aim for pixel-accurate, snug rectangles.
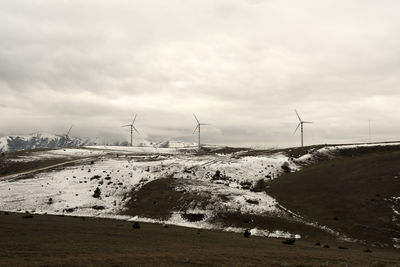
[193,114,209,150]
[294,110,312,147]
[64,125,73,147]
[369,119,371,143]
[122,114,140,146]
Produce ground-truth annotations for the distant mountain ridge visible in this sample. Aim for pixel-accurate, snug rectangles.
[154,140,197,148]
[0,132,95,153]
[0,133,198,153]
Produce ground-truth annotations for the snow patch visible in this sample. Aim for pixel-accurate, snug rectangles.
[129,215,301,239]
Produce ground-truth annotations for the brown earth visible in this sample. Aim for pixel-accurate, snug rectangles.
[0,212,398,266]
[123,177,210,220]
[122,177,337,243]
[267,145,400,247]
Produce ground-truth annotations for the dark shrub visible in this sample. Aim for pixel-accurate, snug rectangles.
[244,229,251,238]
[90,175,101,180]
[246,199,259,205]
[132,222,140,229]
[212,170,221,180]
[93,187,101,198]
[63,208,76,213]
[181,213,205,222]
[240,180,253,190]
[281,162,291,173]
[183,168,192,173]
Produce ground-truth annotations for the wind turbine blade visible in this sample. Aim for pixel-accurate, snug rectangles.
[132,114,137,125]
[133,126,140,135]
[293,123,301,134]
[303,121,313,124]
[295,110,302,122]
[193,124,199,134]
[193,114,200,124]
[200,123,210,125]
[121,124,132,127]
[67,125,73,135]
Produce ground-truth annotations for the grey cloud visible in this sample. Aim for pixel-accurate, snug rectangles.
[1,0,400,147]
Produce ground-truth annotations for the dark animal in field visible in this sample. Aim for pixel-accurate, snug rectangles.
[282,238,296,245]
[244,229,251,238]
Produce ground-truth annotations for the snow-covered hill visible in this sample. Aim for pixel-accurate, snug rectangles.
[0,133,199,153]
[0,146,300,239]
[4,143,399,244]
[0,133,95,153]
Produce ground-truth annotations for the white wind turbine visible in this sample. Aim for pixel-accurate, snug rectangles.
[64,125,73,147]
[122,114,140,146]
[294,110,312,147]
[193,114,209,150]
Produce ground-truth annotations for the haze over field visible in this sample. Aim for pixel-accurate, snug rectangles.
[1,0,400,146]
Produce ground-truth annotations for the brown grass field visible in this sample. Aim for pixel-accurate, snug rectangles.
[0,212,399,266]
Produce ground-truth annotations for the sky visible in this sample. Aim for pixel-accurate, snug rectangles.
[1,0,400,147]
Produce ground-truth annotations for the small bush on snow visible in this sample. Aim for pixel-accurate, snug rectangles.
[93,187,101,198]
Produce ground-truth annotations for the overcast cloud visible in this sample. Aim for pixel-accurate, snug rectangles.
[1,0,400,147]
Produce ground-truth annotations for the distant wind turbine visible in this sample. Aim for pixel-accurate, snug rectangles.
[64,125,73,147]
[368,119,371,143]
[193,114,209,150]
[294,110,312,147]
[122,114,140,146]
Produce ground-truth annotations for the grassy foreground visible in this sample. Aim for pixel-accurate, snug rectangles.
[0,212,399,266]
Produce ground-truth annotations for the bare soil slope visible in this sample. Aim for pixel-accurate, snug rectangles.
[267,145,400,247]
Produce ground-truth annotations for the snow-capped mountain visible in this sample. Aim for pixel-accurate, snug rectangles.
[0,133,95,153]
[0,133,198,153]
[153,140,197,148]
[112,139,154,147]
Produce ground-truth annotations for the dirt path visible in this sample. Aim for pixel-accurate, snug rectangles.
[0,157,95,181]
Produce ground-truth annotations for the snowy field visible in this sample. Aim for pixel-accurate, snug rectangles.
[0,146,300,238]
[0,143,399,242]
[6,148,108,162]
[83,145,194,155]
